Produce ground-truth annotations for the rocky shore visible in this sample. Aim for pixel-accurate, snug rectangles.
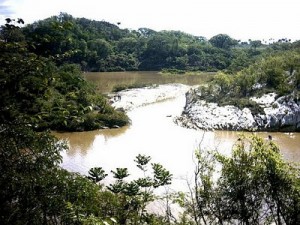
[109,83,190,111]
[175,89,300,132]
[109,84,300,132]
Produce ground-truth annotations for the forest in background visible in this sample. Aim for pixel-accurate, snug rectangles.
[1,13,300,225]
[19,13,299,73]
[2,13,299,132]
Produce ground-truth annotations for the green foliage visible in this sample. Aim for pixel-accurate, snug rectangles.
[102,154,173,224]
[226,48,256,73]
[209,34,238,49]
[161,68,186,74]
[19,13,277,72]
[0,123,172,224]
[135,154,152,171]
[212,71,234,95]
[216,136,300,224]
[0,124,65,225]
[178,135,300,225]
[0,124,121,225]
[2,14,300,225]
[111,168,130,180]
[250,39,262,51]
[0,18,129,131]
[0,18,25,42]
[5,13,297,74]
[152,163,173,188]
[88,167,108,183]
[198,50,300,113]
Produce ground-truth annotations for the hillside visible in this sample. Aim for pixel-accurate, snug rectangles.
[21,13,299,73]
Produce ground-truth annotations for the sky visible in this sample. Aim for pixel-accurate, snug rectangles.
[0,0,299,42]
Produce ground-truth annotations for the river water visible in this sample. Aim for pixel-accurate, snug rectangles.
[83,71,213,93]
[57,71,300,190]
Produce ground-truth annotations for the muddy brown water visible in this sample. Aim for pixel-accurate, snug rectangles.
[56,71,300,191]
[83,71,213,93]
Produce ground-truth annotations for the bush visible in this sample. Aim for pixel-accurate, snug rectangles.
[179,135,300,225]
[219,97,264,114]
[96,111,130,128]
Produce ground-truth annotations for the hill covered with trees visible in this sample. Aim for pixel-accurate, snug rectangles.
[21,13,299,73]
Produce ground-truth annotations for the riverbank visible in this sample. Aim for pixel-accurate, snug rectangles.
[174,88,300,132]
[109,83,300,132]
[109,83,191,111]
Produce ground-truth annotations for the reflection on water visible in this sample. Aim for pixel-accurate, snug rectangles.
[213,131,300,162]
[55,126,129,157]
[57,96,300,187]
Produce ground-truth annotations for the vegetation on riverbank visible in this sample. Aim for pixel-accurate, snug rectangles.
[0,18,129,132]
[160,68,216,77]
[176,135,300,225]
[0,123,174,225]
[1,123,299,225]
[197,50,300,112]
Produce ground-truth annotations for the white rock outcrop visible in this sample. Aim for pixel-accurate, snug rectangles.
[109,84,300,131]
[110,84,190,111]
[175,90,300,131]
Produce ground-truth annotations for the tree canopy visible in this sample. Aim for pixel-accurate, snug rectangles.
[176,135,300,225]
[0,16,129,132]
[20,13,296,73]
[2,13,295,74]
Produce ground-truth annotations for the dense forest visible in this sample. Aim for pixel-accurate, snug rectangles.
[0,16,129,132]
[19,13,299,73]
[1,13,300,225]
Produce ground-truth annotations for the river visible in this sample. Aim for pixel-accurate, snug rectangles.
[57,71,300,190]
[83,71,213,93]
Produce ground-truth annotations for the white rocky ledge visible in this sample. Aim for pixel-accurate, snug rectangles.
[175,91,300,131]
[109,84,191,111]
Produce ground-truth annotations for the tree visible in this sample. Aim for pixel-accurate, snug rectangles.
[213,72,234,95]
[227,49,253,72]
[140,33,172,70]
[0,18,25,42]
[138,27,157,37]
[95,154,173,225]
[250,40,262,51]
[87,38,112,59]
[234,69,257,97]
[117,37,138,54]
[0,18,129,131]
[209,34,237,49]
[217,135,300,224]
[0,124,66,225]
[178,135,300,225]
[88,167,108,183]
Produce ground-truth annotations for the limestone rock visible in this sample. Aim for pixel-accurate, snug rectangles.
[110,84,190,111]
[175,90,300,132]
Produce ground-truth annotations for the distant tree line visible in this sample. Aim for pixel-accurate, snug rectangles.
[19,13,299,73]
